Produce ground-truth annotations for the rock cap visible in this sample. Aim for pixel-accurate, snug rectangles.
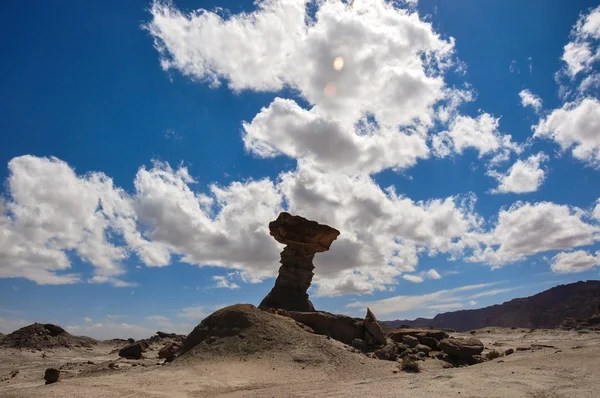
[269,212,340,252]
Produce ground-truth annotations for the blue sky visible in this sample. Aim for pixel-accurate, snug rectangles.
[1,0,600,339]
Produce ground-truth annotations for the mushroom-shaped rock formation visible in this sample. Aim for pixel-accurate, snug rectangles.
[259,212,340,312]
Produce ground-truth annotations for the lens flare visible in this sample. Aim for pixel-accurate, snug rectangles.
[333,56,344,71]
[324,83,337,97]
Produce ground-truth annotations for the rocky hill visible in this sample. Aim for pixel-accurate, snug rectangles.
[383,280,600,331]
[0,323,96,350]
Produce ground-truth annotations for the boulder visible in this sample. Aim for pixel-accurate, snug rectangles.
[158,342,180,360]
[156,331,179,339]
[402,335,419,348]
[364,308,387,345]
[415,344,432,355]
[118,342,148,359]
[259,213,339,312]
[351,338,368,351]
[44,368,60,384]
[504,348,514,356]
[374,344,398,361]
[416,333,440,350]
[283,311,364,345]
[439,337,484,359]
[389,328,448,343]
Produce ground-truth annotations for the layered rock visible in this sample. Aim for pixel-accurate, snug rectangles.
[259,212,340,312]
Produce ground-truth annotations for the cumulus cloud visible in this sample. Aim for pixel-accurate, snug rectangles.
[560,6,600,78]
[550,250,600,273]
[469,201,599,265]
[146,0,475,175]
[426,269,442,279]
[432,113,521,161]
[534,98,600,167]
[487,153,549,194]
[212,275,240,290]
[403,274,424,283]
[519,89,543,112]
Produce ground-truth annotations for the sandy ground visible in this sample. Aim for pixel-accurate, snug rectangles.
[1,327,599,397]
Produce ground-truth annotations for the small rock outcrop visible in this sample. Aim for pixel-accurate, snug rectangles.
[158,342,180,362]
[118,341,148,359]
[259,212,340,312]
[439,337,484,359]
[1,323,96,350]
[364,308,387,345]
[44,368,60,384]
[274,310,364,345]
[560,315,600,331]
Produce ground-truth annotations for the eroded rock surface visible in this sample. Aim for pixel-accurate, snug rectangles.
[259,212,339,312]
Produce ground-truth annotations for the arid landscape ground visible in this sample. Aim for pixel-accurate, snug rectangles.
[1,311,599,398]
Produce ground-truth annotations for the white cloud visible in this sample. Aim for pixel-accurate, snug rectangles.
[519,89,543,112]
[488,153,549,194]
[346,282,499,318]
[84,317,92,323]
[403,274,424,283]
[550,250,600,274]
[432,113,521,161]
[468,201,599,265]
[145,0,475,176]
[426,269,442,279]
[428,302,463,311]
[468,287,517,299]
[534,98,600,167]
[560,6,600,78]
[469,300,477,306]
[212,275,240,289]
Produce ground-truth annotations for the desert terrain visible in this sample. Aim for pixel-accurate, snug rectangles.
[1,314,599,398]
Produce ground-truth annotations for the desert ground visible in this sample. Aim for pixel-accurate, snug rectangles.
[1,325,599,398]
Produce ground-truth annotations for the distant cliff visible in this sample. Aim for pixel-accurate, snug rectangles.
[383,280,600,331]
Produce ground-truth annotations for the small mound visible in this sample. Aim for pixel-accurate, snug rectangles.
[175,304,370,369]
[0,323,97,350]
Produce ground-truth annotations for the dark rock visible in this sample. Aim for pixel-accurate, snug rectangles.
[259,213,340,312]
[399,349,412,359]
[374,344,398,361]
[158,342,180,360]
[389,328,448,343]
[364,308,387,345]
[415,344,432,355]
[282,311,364,345]
[118,342,148,359]
[504,348,514,356]
[44,368,60,384]
[127,338,135,344]
[439,337,484,359]
[416,334,439,350]
[516,346,531,351]
[351,338,368,351]
[156,331,179,339]
[402,335,418,348]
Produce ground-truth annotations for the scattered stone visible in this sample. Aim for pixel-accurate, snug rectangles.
[351,338,368,351]
[158,342,180,361]
[87,361,94,365]
[415,344,432,356]
[118,341,148,359]
[41,352,47,358]
[516,346,532,351]
[439,337,484,359]
[469,330,476,334]
[156,331,179,339]
[399,349,412,359]
[44,368,60,384]
[374,344,398,361]
[402,335,419,348]
[108,362,119,369]
[259,212,340,312]
[364,308,387,345]
[417,334,440,350]
[555,350,562,353]
[531,344,556,349]
[10,370,19,378]
[504,348,514,356]
[281,311,364,345]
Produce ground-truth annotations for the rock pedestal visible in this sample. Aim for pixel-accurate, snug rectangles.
[259,212,340,312]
